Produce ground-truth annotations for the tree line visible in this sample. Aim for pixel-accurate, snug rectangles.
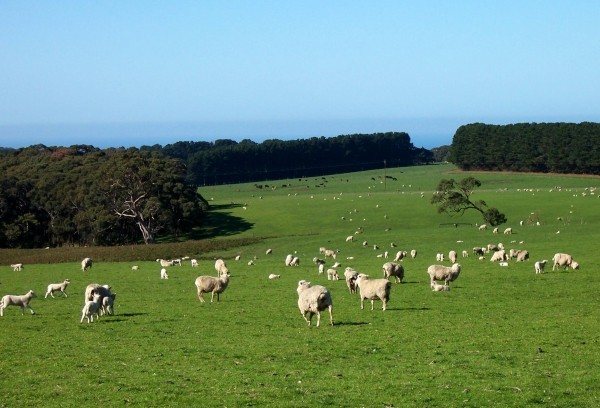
[0,145,208,248]
[141,132,434,185]
[447,122,600,174]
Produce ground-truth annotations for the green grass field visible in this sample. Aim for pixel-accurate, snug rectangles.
[1,163,600,407]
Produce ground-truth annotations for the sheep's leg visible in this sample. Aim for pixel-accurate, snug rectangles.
[371,299,375,311]
[62,290,68,298]
[27,305,35,315]
[315,311,321,327]
[360,297,365,310]
[328,305,334,326]
[382,299,387,311]
[197,291,205,303]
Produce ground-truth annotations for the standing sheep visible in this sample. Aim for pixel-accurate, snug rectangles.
[534,260,548,274]
[296,280,334,327]
[11,263,23,271]
[493,227,499,234]
[410,249,417,258]
[478,224,487,230]
[266,248,273,255]
[346,236,353,242]
[290,257,300,266]
[318,264,325,275]
[344,268,358,293]
[462,250,469,258]
[355,274,391,311]
[473,247,484,256]
[285,254,294,266]
[161,268,169,279]
[101,294,116,316]
[394,251,408,262]
[448,251,458,264]
[80,293,102,323]
[194,270,231,303]
[490,250,507,262]
[427,263,461,286]
[81,258,93,271]
[382,262,404,283]
[516,251,530,262]
[191,259,198,267]
[504,228,513,234]
[0,290,37,316]
[84,284,112,305]
[313,257,325,265]
[327,269,340,281]
[215,259,229,275]
[45,279,71,298]
[552,253,573,270]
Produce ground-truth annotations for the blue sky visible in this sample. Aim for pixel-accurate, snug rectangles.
[1,1,598,149]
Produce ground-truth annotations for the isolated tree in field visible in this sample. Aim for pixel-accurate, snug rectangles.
[430,177,507,226]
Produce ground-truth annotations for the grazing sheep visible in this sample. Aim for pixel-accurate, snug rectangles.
[410,249,417,258]
[346,236,353,242]
[504,228,513,234]
[81,258,93,271]
[268,274,280,279]
[296,280,334,327]
[448,250,457,264]
[487,244,499,252]
[319,247,327,254]
[394,251,408,262]
[344,268,358,293]
[160,268,169,279]
[382,262,404,283]
[159,259,174,267]
[490,250,507,262]
[266,248,273,255]
[313,257,325,265]
[534,260,548,274]
[516,251,530,262]
[493,227,499,234]
[191,259,198,267]
[571,261,580,270]
[427,263,461,286]
[11,263,23,271]
[131,265,139,270]
[498,243,505,250]
[519,220,524,226]
[0,290,37,316]
[215,259,229,275]
[172,259,182,266]
[552,253,574,270]
[509,249,521,259]
[327,269,340,281]
[45,279,71,298]
[194,270,231,303]
[479,224,487,230]
[355,274,391,311]
[289,257,300,266]
[462,250,469,258]
[384,251,389,259]
[84,284,112,305]
[285,254,294,266]
[248,260,255,266]
[362,241,368,247]
[318,264,325,275]
[80,293,102,323]
[391,242,397,248]
[101,294,116,316]
[235,255,241,261]
[473,247,484,256]
[431,281,450,291]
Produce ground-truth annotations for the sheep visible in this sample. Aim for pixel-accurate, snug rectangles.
[504,228,513,234]
[394,251,408,262]
[431,281,450,291]
[391,242,397,248]
[81,258,93,271]
[410,249,417,258]
[45,279,71,298]
[448,250,457,264]
[490,250,507,262]
[11,263,23,271]
[571,261,580,270]
[436,253,445,262]
[327,269,340,281]
[346,236,353,242]
[552,253,573,270]
[462,250,469,258]
[478,224,487,230]
[172,259,182,266]
[80,293,102,323]
[373,244,379,250]
[159,259,174,267]
[376,254,383,258]
[289,257,300,266]
[319,247,327,254]
[101,294,116,316]
[516,251,530,262]
[191,259,198,267]
[318,264,325,275]
[519,220,524,226]
[498,243,505,250]
[344,268,358,293]
[509,249,521,259]
[131,265,139,270]
[493,227,499,234]
[331,262,341,268]
[312,257,325,265]
[427,263,461,286]
[535,260,548,274]
[382,262,404,283]
[235,255,241,261]
[384,251,389,259]
[487,244,499,252]
[362,241,368,247]
[195,270,231,303]
[0,290,37,316]
[161,268,169,279]
[499,262,509,267]
[268,274,281,279]
[296,280,334,327]
[473,247,484,256]
[285,254,294,266]
[355,274,391,311]
[84,283,112,305]
[266,248,273,255]
[478,256,485,260]
[215,259,229,275]
[324,249,337,259]
[248,260,255,266]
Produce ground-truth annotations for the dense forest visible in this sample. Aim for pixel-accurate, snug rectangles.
[448,122,600,174]
[0,145,207,248]
[141,132,434,185]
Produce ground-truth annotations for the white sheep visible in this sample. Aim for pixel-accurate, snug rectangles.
[355,274,391,311]
[215,259,229,275]
[285,254,294,266]
[327,269,340,281]
[101,294,116,316]
[346,236,353,242]
[266,248,273,255]
[430,281,450,291]
[410,249,417,259]
[493,227,499,234]
[436,253,445,262]
[194,270,231,303]
[81,258,93,271]
[362,241,368,247]
[248,260,255,266]
[487,244,499,252]
[0,290,37,316]
[427,263,461,286]
[131,265,139,270]
[331,262,341,268]
[84,283,112,305]
[552,253,573,270]
[448,250,457,264]
[45,279,71,298]
[478,224,487,230]
[80,293,102,323]
[498,243,505,250]
[571,261,580,270]
[313,257,325,265]
[382,262,404,283]
[519,220,524,226]
[394,250,408,262]
[11,263,23,271]
[268,274,280,279]
[191,259,198,267]
[384,251,389,259]
[296,280,334,327]
[235,255,241,261]
[290,257,300,266]
[391,242,397,248]
[490,250,507,262]
[535,260,548,274]
[159,259,174,267]
[516,251,529,262]
[172,259,182,266]
[344,268,358,293]
[504,228,513,234]
[318,264,325,275]
[473,247,484,256]
[462,250,469,258]
[373,244,379,250]
[161,268,169,279]
[499,262,509,267]
[478,256,485,260]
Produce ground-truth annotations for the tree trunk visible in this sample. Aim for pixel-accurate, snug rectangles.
[136,220,155,244]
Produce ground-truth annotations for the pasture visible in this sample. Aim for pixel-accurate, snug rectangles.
[1,163,600,407]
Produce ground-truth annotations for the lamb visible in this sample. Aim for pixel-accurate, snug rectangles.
[327,269,340,280]
[430,281,450,291]
[499,262,509,267]
[290,257,300,266]
[462,250,469,258]
[331,261,341,268]
[448,250,457,264]
[344,268,358,293]
[384,251,389,259]
[373,244,379,250]
[313,257,325,265]
[473,247,484,256]
[191,259,198,267]
[516,251,530,262]
[436,253,445,262]
[493,227,499,234]
[534,260,548,274]
[427,263,461,286]
[159,259,174,267]
[355,274,391,311]
[172,259,182,266]
[80,293,102,323]
[215,259,229,275]
[509,249,521,259]
[194,270,231,303]
[101,294,116,316]
[0,290,37,316]
[490,250,507,262]
[247,260,255,266]
[235,255,241,261]
[268,274,280,279]
[319,247,327,254]
[504,228,513,234]
[552,253,574,270]
[285,254,294,266]
[81,257,93,271]
[266,248,273,255]
[394,251,408,262]
[478,224,487,230]
[391,242,397,248]
[45,279,71,298]
[11,263,23,271]
[410,249,417,258]
[382,262,404,283]
[362,241,368,247]
[571,261,580,270]
[498,243,505,250]
[131,265,139,270]
[318,264,325,275]
[296,280,334,326]
[520,220,524,226]
[346,236,353,242]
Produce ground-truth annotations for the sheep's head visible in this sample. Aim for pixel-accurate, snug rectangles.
[452,263,461,272]
[64,279,71,284]
[29,290,37,298]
